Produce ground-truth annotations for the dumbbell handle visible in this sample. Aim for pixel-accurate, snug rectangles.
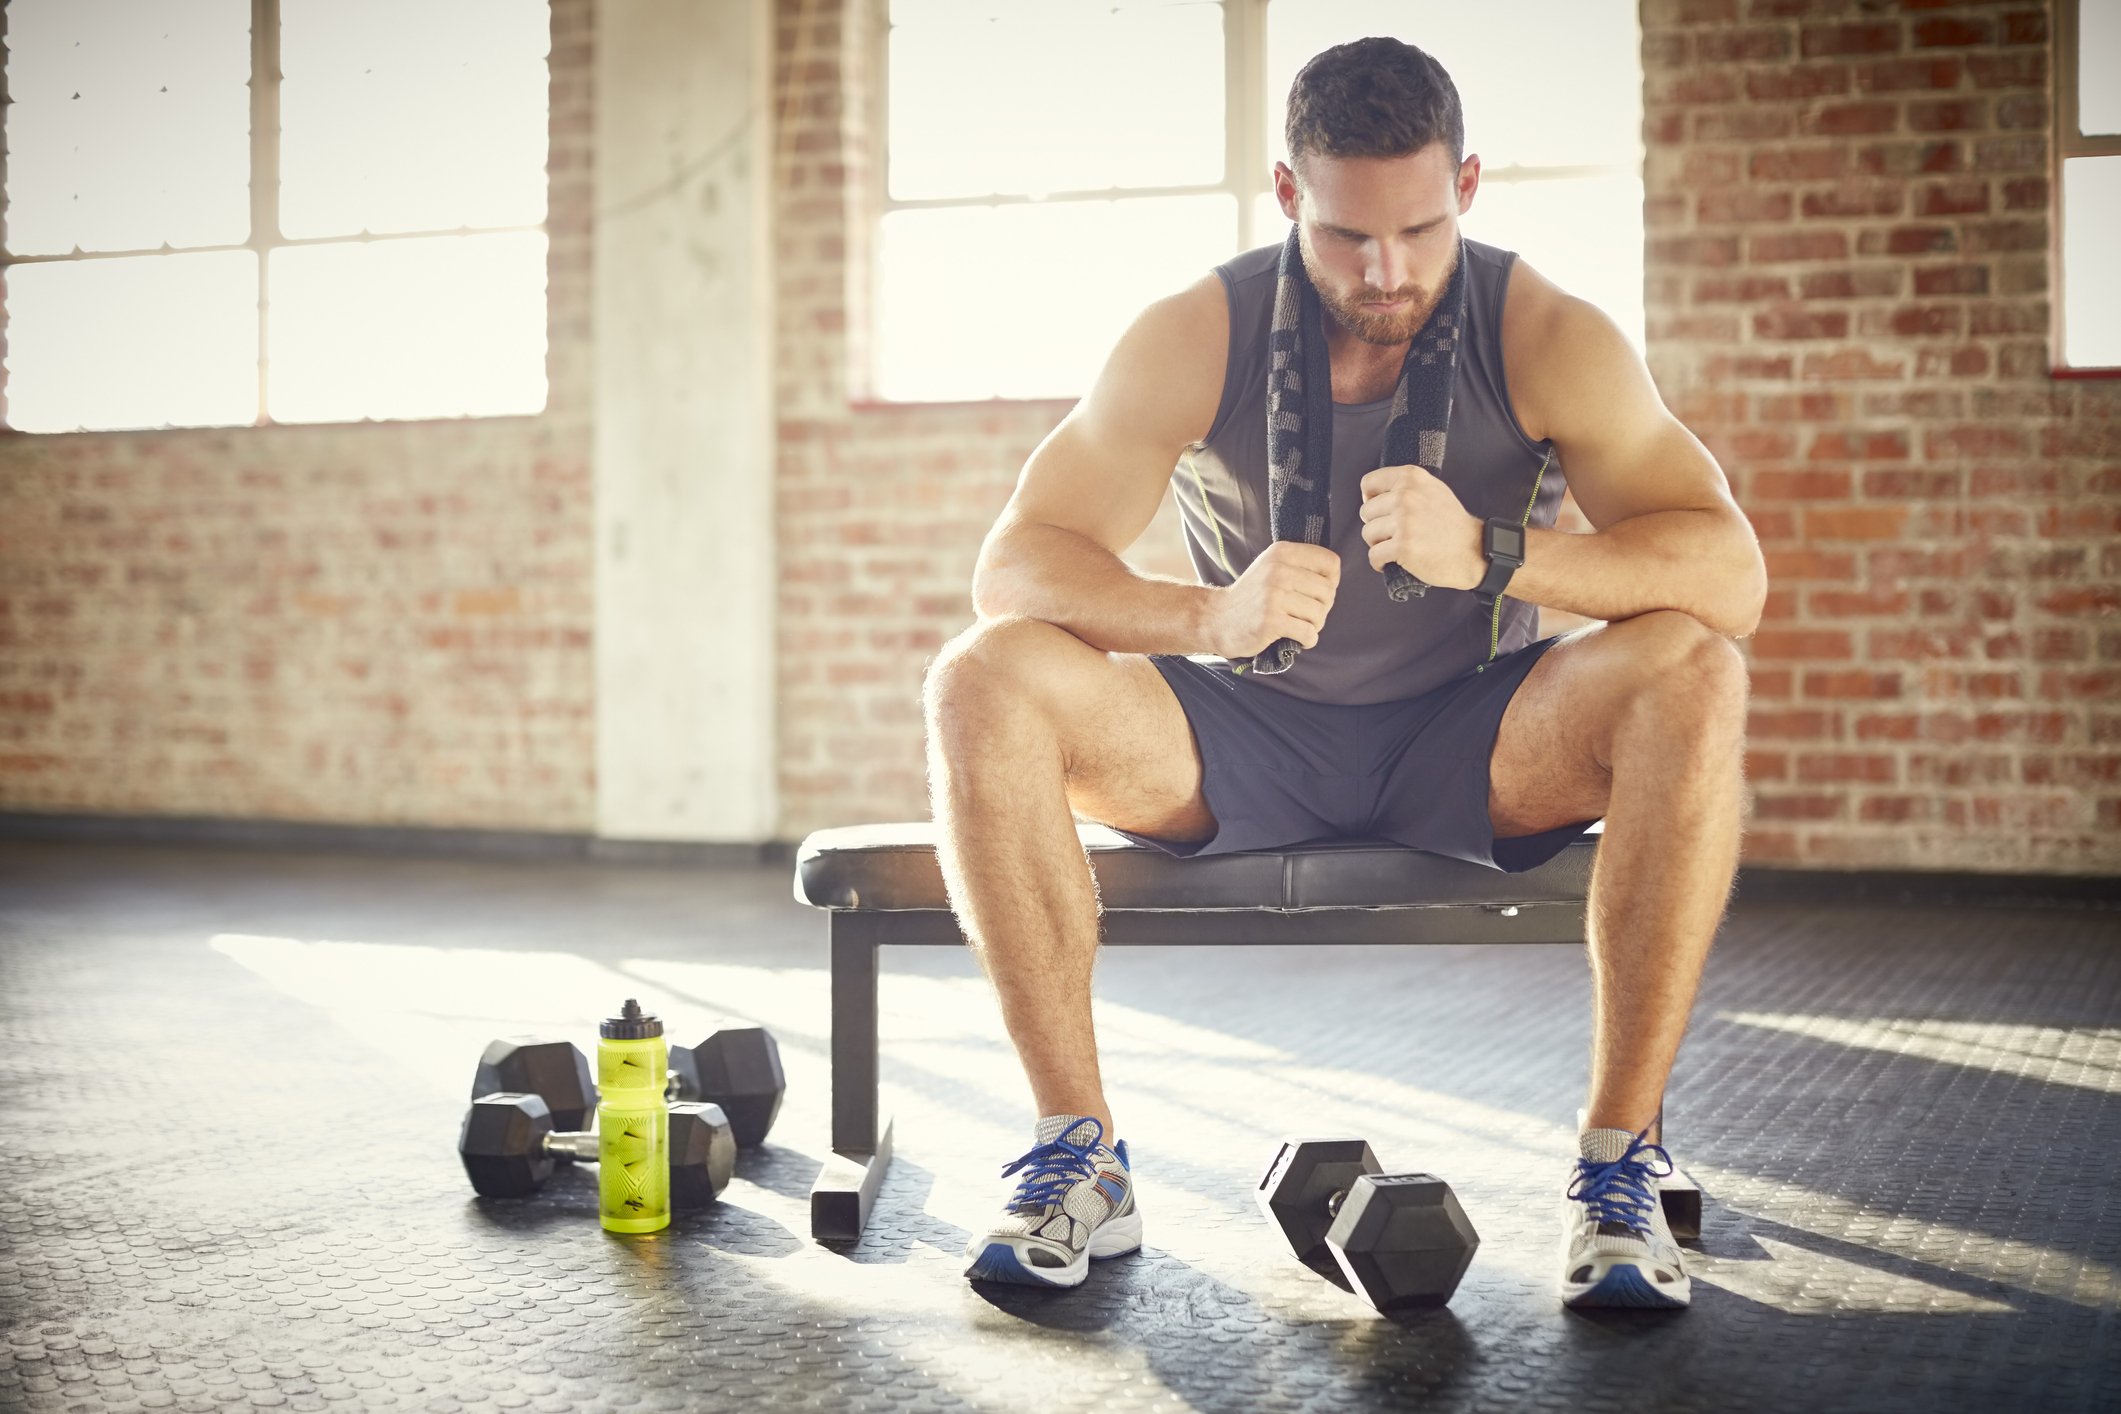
[543,1131,601,1163]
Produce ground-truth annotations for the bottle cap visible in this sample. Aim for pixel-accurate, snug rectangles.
[599,997,664,1040]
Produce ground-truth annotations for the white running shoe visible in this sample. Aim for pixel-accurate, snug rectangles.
[962,1115,1142,1288]
[1559,1123,1693,1309]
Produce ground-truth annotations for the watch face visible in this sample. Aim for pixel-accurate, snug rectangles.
[1491,524,1523,559]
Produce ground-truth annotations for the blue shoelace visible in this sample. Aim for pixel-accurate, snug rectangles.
[1566,1124,1676,1233]
[998,1119,1105,1212]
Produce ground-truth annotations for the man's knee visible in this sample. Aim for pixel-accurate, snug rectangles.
[1617,611,1750,735]
[923,616,1089,737]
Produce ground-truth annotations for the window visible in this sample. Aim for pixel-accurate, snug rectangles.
[872,0,1643,404]
[2056,0,2121,373]
[2,0,551,434]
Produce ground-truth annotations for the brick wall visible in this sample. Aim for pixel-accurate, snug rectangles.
[0,0,597,830]
[1642,0,2118,874]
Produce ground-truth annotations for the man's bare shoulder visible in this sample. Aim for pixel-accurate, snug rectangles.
[1497,256,1640,445]
[1078,270,1231,452]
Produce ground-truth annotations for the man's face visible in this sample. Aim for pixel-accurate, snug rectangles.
[1273,144,1480,347]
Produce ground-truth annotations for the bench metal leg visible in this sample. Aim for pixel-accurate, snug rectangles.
[811,916,893,1242]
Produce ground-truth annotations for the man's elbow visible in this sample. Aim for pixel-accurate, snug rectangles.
[1722,546,1770,640]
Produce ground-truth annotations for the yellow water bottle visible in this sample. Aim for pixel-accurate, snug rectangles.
[595,998,670,1234]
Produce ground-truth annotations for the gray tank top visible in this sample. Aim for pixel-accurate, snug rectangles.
[1170,237,1566,705]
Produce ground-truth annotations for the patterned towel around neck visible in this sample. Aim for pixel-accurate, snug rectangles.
[1244,224,1471,677]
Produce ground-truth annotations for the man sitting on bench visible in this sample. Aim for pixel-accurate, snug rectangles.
[921,37,1766,1309]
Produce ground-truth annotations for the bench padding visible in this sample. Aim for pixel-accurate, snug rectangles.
[793,820,1602,913]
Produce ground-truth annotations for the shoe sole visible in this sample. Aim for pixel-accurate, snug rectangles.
[964,1212,1144,1289]
[1562,1260,1692,1310]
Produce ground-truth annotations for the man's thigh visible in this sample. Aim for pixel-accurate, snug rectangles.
[1487,611,1744,837]
[927,617,1218,843]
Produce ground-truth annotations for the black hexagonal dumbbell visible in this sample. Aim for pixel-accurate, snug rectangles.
[458,1093,736,1208]
[1257,1136,1480,1313]
[472,1038,597,1149]
[665,1027,785,1148]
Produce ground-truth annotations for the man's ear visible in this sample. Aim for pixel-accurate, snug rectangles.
[1273,161,1301,222]
[1456,153,1482,216]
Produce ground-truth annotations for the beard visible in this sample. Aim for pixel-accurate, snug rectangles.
[1299,229,1458,347]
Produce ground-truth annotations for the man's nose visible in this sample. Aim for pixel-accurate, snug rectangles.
[1366,247,1410,296]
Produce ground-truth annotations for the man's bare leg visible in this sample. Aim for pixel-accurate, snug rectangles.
[922,617,1218,1143]
[1487,611,1752,1146]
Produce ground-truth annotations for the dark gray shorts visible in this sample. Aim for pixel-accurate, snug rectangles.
[1107,635,1598,874]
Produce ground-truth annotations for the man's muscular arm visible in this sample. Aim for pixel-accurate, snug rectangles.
[1500,262,1769,639]
[969,274,1229,655]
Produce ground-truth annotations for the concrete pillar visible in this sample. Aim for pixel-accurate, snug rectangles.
[592,0,775,843]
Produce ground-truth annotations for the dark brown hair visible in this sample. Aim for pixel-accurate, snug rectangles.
[1285,37,1464,173]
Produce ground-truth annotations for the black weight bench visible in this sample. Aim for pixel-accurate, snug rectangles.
[791,819,1701,1244]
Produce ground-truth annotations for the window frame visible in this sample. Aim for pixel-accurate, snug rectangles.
[2051,0,2121,379]
[864,0,1642,406]
[0,0,554,434]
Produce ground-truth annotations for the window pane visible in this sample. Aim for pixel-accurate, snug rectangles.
[1463,173,1646,352]
[3,251,258,432]
[267,233,549,423]
[876,195,1235,401]
[889,1,1222,200]
[3,0,250,255]
[279,0,550,238]
[2082,0,2121,137]
[2063,157,2121,367]
[1264,0,1642,172]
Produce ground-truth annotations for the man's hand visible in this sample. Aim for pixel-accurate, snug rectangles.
[1358,464,1486,593]
[1204,541,1341,660]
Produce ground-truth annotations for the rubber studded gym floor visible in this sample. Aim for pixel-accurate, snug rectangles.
[3,840,2118,1413]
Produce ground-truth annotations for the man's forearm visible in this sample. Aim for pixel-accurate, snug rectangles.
[972,523,1219,656]
[1504,510,1767,638]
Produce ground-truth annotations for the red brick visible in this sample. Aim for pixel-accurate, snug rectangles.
[1803,670,1903,699]
[1800,184,1905,218]
[1862,225,1956,256]
[1696,108,1797,141]
[1750,707,1840,738]
[1746,66,1853,102]
[1855,57,1963,93]
[1694,274,1794,302]
[1805,506,1910,540]
[1795,752,1897,783]
[1764,547,1860,581]
[1969,303,2047,337]
[1801,349,1906,380]
[1906,98,1985,132]
[1750,147,1848,182]
[1915,179,1990,216]
[1746,749,1792,781]
[2037,586,2121,617]
[1699,190,1795,224]
[1754,629,1856,660]
[2000,10,2046,45]
[1969,53,2045,90]
[1924,425,2029,460]
[1910,16,1991,47]
[1911,263,1988,295]
[1807,430,1911,461]
[1753,469,1853,500]
[1806,101,1900,136]
[1754,308,1849,339]
[1750,231,1850,262]
[1800,22,1902,58]
[1811,589,1914,618]
[1698,26,1792,62]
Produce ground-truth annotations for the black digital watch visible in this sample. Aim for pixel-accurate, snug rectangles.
[1473,517,1525,608]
